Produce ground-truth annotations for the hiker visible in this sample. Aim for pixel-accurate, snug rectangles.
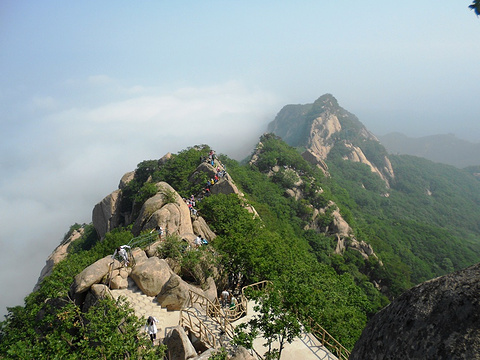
[150,225,164,240]
[221,289,230,308]
[230,295,237,309]
[113,245,131,267]
[145,316,159,345]
[194,235,202,248]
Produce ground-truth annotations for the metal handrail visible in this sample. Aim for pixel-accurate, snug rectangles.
[305,316,350,360]
[180,309,218,348]
[186,290,236,339]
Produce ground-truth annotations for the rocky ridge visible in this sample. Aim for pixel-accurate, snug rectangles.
[249,138,377,261]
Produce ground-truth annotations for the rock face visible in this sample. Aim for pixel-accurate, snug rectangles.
[349,262,480,360]
[92,189,122,240]
[302,149,329,176]
[132,182,193,237]
[130,257,174,296]
[163,325,197,360]
[71,256,121,295]
[34,228,84,291]
[156,273,217,311]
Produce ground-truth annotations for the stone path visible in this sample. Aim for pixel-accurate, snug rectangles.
[110,277,180,341]
[232,300,339,360]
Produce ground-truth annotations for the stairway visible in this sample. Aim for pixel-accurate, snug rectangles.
[110,277,180,340]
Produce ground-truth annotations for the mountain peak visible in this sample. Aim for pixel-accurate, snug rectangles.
[267,94,395,186]
[311,93,339,113]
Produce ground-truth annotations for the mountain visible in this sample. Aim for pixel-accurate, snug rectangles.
[2,94,480,358]
[268,94,480,291]
[377,132,480,168]
[268,94,394,186]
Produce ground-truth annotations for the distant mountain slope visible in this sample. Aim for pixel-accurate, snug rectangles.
[377,132,480,168]
[268,94,480,294]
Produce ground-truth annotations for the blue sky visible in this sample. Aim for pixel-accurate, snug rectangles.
[1,1,479,316]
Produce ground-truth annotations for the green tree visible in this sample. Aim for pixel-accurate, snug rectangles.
[233,285,302,360]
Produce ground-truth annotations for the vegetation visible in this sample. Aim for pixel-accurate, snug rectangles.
[0,226,166,359]
[233,283,302,360]
[2,129,479,357]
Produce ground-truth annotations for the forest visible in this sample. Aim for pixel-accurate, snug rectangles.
[1,135,479,358]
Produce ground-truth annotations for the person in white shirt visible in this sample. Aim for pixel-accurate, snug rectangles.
[112,245,131,267]
[145,316,159,345]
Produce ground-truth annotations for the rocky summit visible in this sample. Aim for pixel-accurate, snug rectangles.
[349,262,480,360]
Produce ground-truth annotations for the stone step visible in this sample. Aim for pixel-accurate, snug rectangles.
[110,277,180,338]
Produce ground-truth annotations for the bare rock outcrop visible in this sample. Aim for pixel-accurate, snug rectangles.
[92,189,122,240]
[307,112,341,159]
[350,262,480,360]
[130,257,174,296]
[156,273,216,311]
[132,182,192,237]
[163,325,197,360]
[118,171,134,190]
[71,256,120,295]
[34,228,84,291]
[210,177,239,195]
[192,216,216,242]
[82,284,113,312]
[302,149,329,176]
[342,143,394,187]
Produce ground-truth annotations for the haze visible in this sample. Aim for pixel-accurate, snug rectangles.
[1,1,479,317]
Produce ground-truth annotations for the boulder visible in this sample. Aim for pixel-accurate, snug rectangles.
[118,171,134,190]
[163,325,197,360]
[82,284,113,312]
[145,240,163,257]
[189,162,216,183]
[130,257,173,296]
[349,262,480,360]
[231,346,256,360]
[193,348,215,360]
[109,267,129,289]
[92,190,122,240]
[131,247,149,265]
[202,277,217,303]
[71,256,120,295]
[132,182,192,237]
[156,273,211,311]
[191,217,216,242]
[156,274,191,310]
[210,178,239,195]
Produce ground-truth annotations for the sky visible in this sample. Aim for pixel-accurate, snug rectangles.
[1,1,479,317]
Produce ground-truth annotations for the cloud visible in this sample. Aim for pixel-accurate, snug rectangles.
[0,78,279,317]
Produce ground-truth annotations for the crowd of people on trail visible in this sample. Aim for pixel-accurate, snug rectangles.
[204,165,227,198]
[184,194,198,217]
